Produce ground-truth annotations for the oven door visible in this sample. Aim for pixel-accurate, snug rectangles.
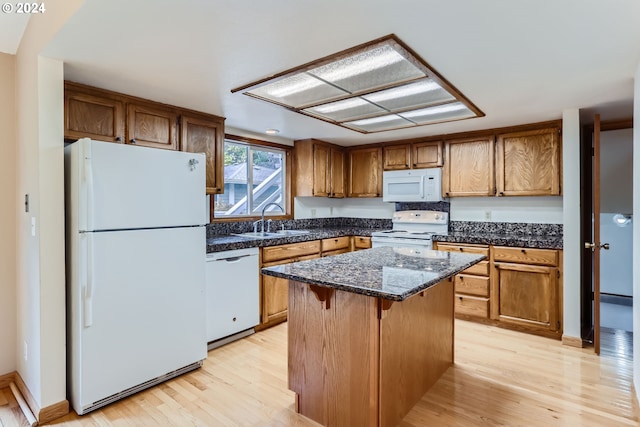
[371,236,433,250]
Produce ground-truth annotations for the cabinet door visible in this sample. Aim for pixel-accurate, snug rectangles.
[312,144,331,197]
[180,114,224,194]
[262,274,289,324]
[493,262,559,332]
[383,144,411,170]
[330,148,346,198]
[496,127,561,196]
[127,103,179,150]
[64,88,125,143]
[348,147,382,197]
[412,141,443,168]
[442,137,495,197]
[261,253,320,325]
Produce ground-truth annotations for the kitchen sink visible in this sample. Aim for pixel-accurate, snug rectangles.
[233,232,281,239]
[274,229,311,236]
[233,230,311,239]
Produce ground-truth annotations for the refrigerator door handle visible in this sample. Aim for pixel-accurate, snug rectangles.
[83,233,94,327]
[82,140,95,231]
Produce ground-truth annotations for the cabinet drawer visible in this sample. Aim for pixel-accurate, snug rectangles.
[321,236,350,253]
[435,243,489,257]
[454,274,489,297]
[455,295,489,318]
[462,260,489,276]
[353,236,372,250]
[322,248,351,257]
[262,240,321,264]
[493,246,558,266]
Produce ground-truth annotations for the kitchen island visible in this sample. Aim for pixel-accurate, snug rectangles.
[262,246,485,427]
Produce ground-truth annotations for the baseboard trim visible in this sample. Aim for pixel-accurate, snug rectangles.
[39,399,70,424]
[0,371,16,389]
[562,335,584,348]
[13,371,69,424]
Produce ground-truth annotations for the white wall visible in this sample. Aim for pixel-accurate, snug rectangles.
[294,197,394,219]
[601,128,633,213]
[562,109,582,342]
[0,52,17,375]
[449,197,563,223]
[632,64,640,404]
[15,0,84,409]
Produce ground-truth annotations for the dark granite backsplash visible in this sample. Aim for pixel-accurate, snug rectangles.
[395,201,450,212]
[206,217,392,238]
[449,221,562,236]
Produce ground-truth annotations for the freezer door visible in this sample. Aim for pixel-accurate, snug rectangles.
[68,226,206,413]
[67,138,207,231]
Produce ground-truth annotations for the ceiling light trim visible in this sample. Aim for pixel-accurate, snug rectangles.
[232,34,484,133]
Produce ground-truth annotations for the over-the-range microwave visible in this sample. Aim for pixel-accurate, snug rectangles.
[382,168,443,202]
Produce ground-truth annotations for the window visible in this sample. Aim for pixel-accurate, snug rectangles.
[213,137,289,218]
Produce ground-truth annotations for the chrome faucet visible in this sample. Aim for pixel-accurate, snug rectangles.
[261,203,284,233]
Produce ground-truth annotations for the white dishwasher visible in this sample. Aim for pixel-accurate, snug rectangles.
[205,247,259,348]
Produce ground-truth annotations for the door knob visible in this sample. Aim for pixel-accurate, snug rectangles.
[585,242,595,249]
[600,243,610,250]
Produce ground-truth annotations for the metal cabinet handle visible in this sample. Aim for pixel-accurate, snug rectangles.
[130,138,137,144]
[115,136,122,142]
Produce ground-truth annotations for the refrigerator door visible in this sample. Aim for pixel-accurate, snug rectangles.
[66,138,207,232]
[67,226,206,413]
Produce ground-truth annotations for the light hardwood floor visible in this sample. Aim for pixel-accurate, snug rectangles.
[1,320,638,426]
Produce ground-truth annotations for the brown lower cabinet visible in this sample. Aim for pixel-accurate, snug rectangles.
[258,240,321,329]
[492,246,562,336]
[352,235,372,250]
[435,242,563,339]
[434,243,491,319]
[258,235,373,330]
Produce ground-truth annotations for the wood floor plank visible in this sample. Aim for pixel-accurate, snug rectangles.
[1,320,637,426]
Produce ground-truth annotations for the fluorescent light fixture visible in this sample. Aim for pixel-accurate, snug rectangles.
[265,128,280,135]
[364,80,443,104]
[232,34,483,133]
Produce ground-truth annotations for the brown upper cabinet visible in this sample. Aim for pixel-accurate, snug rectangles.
[442,136,495,197]
[496,127,561,196]
[181,114,225,194]
[64,84,125,143]
[383,141,443,170]
[126,102,179,150]
[294,139,346,198]
[348,146,382,197]
[64,81,226,195]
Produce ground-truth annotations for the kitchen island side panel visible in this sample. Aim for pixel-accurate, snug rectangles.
[288,281,380,427]
[288,278,454,427]
[380,277,454,427]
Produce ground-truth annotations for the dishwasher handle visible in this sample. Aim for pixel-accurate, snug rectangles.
[214,254,255,263]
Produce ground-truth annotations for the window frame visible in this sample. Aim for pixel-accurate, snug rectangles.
[211,134,293,222]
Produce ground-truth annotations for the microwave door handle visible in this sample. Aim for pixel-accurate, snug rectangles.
[419,176,426,198]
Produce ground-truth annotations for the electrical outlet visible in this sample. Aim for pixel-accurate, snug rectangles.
[310,209,316,218]
[23,341,27,361]
[484,211,492,221]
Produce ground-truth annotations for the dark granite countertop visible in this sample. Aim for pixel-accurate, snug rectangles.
[206,227,381,253]
[261,246,485,301]
[432,231,563,249]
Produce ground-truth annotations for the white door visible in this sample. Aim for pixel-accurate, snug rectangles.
[70,138,207,231]
[75,226,206,409]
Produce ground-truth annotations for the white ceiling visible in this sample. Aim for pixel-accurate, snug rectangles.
[25,0,640,145]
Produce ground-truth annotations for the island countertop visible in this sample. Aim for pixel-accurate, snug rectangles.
[261,246,485,302]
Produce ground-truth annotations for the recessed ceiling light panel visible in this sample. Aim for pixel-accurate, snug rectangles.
[232,35,483,133]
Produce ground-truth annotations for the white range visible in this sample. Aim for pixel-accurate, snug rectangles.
[371,210,449,250]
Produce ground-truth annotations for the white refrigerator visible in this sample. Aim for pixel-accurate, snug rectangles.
[65,138,208,415]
